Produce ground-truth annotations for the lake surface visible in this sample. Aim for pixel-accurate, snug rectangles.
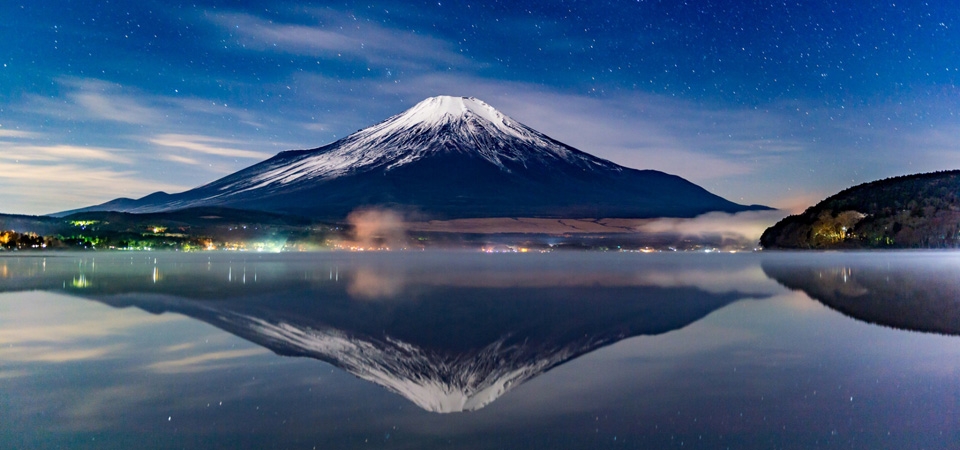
[2,251,959,449]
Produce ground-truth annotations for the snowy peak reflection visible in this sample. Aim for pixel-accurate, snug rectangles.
[761,253,960,336]
[0,253,775,413]
[234,316,580,412]
[165,284,758,413]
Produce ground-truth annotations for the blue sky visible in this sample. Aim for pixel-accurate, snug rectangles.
[1,1,958,215]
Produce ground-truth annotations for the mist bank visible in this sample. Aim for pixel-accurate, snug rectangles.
[403,210,787,251]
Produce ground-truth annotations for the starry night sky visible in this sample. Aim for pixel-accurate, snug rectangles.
[1,1,958,215]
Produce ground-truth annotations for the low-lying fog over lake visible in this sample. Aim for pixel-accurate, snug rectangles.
[2,251,959,449]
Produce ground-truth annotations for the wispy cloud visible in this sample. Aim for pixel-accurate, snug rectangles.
[149,134,274,159]
[162,154,202,166]
[144,348,269,374]
[72,90,163,125]
[0,144,133,164]
[0,129,40,139]
[0,369,31,379]
[61,385,159,431]
[0,161,188,214]
[209,11,473,69]
[0,292,185,357]
[1,78,293,213]
[1,345,127,363]
[20,78,167,125]
[18,77,277,136]
[0,124,191,214]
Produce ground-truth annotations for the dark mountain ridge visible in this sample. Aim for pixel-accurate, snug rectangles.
[762,254,960,336]
[761,170,960,249]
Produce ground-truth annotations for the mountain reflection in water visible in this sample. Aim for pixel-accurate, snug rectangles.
[762,252,960,336]
[0,252,778,413]
[4,252,960,449]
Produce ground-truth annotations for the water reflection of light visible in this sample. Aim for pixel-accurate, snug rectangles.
[72,274,91,288]
[348,268,405,299]
[817,268,853,283]
[152,266,160,284]
[145,348,269,374]
[0,263,7,279]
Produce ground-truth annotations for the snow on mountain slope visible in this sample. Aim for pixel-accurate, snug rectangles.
[236,315,587,413]
[209,96,616,196]
[61,95,768,219]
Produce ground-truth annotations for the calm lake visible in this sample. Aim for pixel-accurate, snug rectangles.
[2,251,958,449]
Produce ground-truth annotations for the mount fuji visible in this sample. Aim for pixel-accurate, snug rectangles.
[64,96,767,219]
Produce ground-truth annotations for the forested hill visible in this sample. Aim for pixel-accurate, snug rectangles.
[760,171,960,249]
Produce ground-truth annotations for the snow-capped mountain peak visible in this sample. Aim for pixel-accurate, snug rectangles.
[210,95,606,195]
[63,95,767,219]
[366,95,521,137]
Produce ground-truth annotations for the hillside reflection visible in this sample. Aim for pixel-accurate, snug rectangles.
[762,252,960,336]
[0,252,777,412]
